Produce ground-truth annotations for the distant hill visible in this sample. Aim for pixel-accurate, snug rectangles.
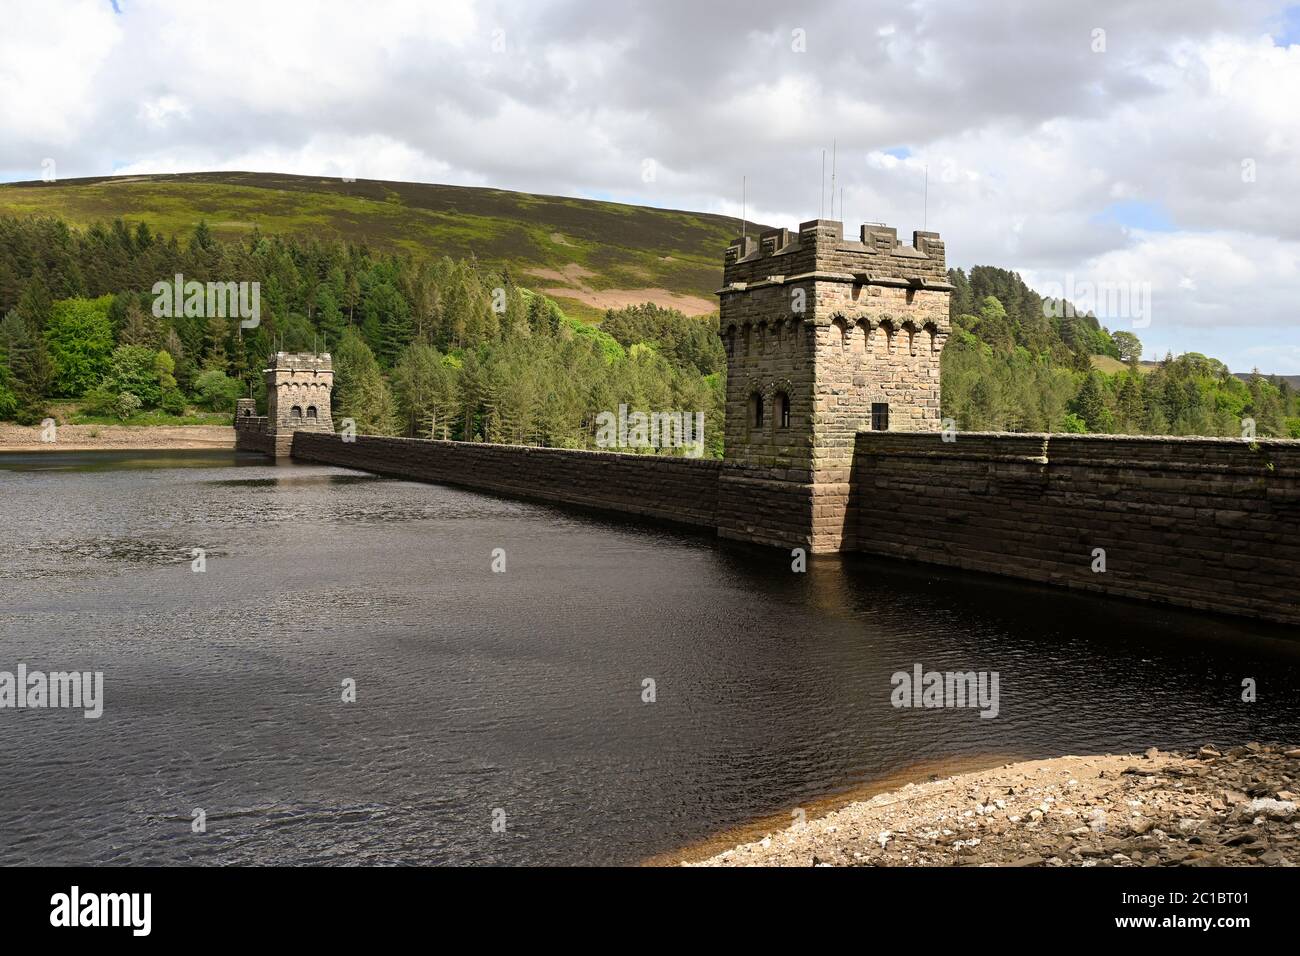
[0,171,759,322]
[1234,371,1300,389]
[1091,355,1298,388]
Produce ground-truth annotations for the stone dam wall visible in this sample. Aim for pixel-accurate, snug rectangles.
[290,432,721,529]
[233,415,292,458]
[852,432,1300,626]
[250,429,1298,627]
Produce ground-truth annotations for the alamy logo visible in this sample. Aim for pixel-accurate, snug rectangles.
[1039,273,1151,329]
[50,886,151,936]
[152,273,260,328]
[595,404,705,458]
[0,664,103,719]
[890,663,999,718]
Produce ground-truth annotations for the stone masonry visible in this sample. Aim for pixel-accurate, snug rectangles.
[234,352,334,458]
[852,432,1300,626]
[716,219,950,551]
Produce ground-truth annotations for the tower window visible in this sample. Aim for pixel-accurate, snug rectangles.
[306,406,318,421]
[871,402,889,431]
[776,392,790,429]
[291,406,303,421]
[751,392,765,429]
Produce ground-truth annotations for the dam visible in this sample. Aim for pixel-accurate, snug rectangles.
[238,218,1300,627]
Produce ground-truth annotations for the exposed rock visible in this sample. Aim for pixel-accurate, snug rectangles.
[690,743,1300,868]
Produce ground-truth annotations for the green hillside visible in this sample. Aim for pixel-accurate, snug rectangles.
[0,171,752,322]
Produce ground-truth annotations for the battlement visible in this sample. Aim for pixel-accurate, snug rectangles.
[272,351,333,372]
[722,219,948,291]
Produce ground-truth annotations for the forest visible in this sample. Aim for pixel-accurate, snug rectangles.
[1,215,1296,453]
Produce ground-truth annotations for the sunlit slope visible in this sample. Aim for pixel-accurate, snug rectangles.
[0,171,760,320]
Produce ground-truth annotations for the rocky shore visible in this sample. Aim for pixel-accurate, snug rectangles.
[0,423,234,452]
[693,743,1299,867]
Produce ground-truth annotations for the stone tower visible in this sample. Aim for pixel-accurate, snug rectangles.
[266,351,334,449]
[715,219,951,552]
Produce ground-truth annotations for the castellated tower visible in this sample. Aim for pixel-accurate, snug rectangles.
[266,352,334,445]
[715,219,951,552]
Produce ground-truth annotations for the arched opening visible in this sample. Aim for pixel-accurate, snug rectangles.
[290,406,303,421]
[833,319,849,352]
[776,392,790,429]
[306,406,318,421]
[750,392,765,430]
[242,407,252,417]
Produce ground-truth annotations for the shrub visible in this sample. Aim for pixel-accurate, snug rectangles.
[193,369,243,411]
[160,388,187,416]
[114,392,143,420]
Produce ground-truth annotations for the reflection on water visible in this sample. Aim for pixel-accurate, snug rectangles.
[1,449,1298,866]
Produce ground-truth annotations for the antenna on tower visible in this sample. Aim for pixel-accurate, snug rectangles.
[924,164,929,232]
[830,139,837,219]
[820,150,826,218]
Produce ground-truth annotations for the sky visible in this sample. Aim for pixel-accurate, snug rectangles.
[2,0,1299,373]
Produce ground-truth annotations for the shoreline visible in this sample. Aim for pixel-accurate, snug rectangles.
[644,752,1025,866]
[0,424,235,453]
[687,743,1299,867]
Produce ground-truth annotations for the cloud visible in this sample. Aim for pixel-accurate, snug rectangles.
[1,0,1298,371]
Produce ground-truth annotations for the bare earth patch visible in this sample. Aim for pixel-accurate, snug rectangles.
[690,744,1300,867]
[0,424,235,452]
[527,262,716,316]
[545,286,716,316]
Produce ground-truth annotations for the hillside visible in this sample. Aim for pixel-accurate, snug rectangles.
[0,171,755,322]
[2,174,1295,440]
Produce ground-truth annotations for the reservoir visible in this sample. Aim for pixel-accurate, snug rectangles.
[2,449,1298,865]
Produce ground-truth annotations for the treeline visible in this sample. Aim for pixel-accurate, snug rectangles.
[1,214,1295,444]
[943,266,1300,437]
[0,216,724,454]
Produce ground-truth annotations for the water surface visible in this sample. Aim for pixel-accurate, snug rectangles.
[2,449,1298,865]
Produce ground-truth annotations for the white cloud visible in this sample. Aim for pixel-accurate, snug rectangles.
[1,0,1298,372]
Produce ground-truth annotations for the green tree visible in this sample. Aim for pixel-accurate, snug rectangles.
[192,368,243,411]
[1071,371,1114,433]
[334,328,399,435]
[44,296,115,397]
[1112,330,1142,364]
[392,342,458,437]
[0,309,53,422]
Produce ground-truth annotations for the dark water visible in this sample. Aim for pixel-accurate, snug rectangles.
[1,449,1298,866]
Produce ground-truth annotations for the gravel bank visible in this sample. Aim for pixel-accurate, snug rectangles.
[0,424,235,452]
[693,743,1300,867]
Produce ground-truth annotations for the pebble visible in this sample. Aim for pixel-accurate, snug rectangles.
[691,742,1299,868]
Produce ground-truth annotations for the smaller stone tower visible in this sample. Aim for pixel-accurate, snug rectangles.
[266,352,334,436]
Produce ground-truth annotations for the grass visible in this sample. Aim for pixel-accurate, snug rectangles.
[1091,355,1154,375]
[0,171,760,305]
[50,400,232,427]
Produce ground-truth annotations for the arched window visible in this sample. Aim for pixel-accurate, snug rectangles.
[306,406,318,421]
[290,406,303,421]
[776,392,790,429]
[242,407,252,417]
[751,392,765,429]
